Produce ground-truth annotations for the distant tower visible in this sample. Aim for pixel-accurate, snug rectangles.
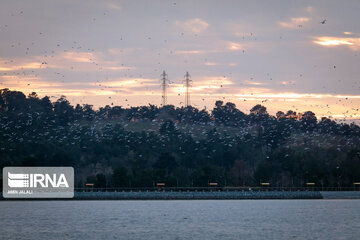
[160,70,169,106]
[183,71,192,107]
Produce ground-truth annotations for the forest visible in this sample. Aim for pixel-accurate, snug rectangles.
[0,88,359,189]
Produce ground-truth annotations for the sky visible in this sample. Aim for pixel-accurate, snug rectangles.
[1,0,360,121]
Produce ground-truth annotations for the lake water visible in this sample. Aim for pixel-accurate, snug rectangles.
[0,200,359,240]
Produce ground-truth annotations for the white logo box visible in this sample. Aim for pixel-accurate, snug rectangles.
[3,167,74,198]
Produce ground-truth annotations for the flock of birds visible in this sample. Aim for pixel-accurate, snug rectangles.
[0,106,359,156]
[0,6,359,124]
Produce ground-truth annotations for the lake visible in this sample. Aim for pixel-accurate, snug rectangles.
[0,200,359,239]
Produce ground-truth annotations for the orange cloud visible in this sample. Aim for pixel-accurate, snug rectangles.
[281,81,296,85]
[228,42,243,51]
[174,50,203,55]
[0,50,132,74]
[175,18,209,33]
[244,80,264,86]
[279,17,310,29]
[94,78,158,88]
[62,51,97,63]
[106,2,122,11]
[0,62,43,71]
[313,36,360,50]
[170,76,233,95]
[235,92,360,100]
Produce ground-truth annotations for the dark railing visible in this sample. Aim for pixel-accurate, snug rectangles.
[0,186,358,194]
[75,186,360,192]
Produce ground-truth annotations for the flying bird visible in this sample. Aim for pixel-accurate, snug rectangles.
[320,19,326,24]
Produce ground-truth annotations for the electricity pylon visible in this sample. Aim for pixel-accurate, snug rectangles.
[183,71,192,107]
[160,70,169,106]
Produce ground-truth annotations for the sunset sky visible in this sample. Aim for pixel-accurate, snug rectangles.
[1,0,360,121]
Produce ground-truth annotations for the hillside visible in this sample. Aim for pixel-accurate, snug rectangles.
[0,88,360,189]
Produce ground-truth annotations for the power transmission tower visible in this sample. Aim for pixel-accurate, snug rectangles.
[183,71,192,107]
[160,70,169,106]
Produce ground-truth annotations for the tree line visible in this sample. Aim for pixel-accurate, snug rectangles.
[0,88,359,189]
